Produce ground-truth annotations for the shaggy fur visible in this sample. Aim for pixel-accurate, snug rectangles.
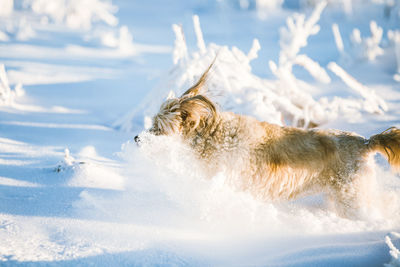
[141,66,400,218]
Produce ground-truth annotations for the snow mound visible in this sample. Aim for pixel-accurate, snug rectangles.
[63,131,400,266]
[0,0,139,56]
[74,133,400,235]
[23,0,118,30]
[58,147,125,191]
[389,30,400,82]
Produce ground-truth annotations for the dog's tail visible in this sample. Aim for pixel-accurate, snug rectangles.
[368,127,400,170]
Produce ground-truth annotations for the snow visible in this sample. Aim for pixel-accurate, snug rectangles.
[0,0,13,17]
[24,0,118,30]
[0,0,400,266]
[385,232,400,267]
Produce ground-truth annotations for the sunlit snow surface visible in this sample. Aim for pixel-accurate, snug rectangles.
[0,0,400,266]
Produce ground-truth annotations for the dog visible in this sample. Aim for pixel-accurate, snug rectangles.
[135,64,400,218]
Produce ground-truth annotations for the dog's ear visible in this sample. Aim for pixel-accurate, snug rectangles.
[179,95,216,135]
[180,57,216,98]
[166,90,176,100]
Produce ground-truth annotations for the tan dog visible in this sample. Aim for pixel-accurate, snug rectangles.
[137,66,400,218]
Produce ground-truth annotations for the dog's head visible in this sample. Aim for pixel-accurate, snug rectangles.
[149,64,217,140]
[134,62,217,144]
[149,90,216,139]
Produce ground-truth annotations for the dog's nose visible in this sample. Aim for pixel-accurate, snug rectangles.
[134,135,140,143]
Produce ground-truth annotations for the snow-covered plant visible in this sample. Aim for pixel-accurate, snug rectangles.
[114,12,388,132]
[327,62,388,115]
[388,30,400,82]
[23,0,118,30]
[384,233,400,267]
[55,148,86,172]
[277,1,327,72]
[114,15,294,131]
[350,21,384,61]
[0,64,24,106]
[63,148,75,166]
[269,1,332,127]
[114,34,286,131]
[269,2,387,125]
[0,64,12,105]
[172,24,189,65]
[331,23,346,58]
[0,30,9,41]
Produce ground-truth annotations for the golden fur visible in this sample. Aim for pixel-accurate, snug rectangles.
[143,67,400,218]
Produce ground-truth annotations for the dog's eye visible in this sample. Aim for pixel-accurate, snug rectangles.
[181,111,188,121]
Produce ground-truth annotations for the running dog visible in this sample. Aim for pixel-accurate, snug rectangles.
[136,65,400,218]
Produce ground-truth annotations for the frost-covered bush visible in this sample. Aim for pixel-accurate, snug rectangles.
[114,29,287,131]
[113,15,291,131]
[270,1,386,125]
[350,21,384,61]
[388,30,400,82]
[327,62,387,115]
[333,18,400,81]
[385,232,400,267]
[333,19,399,81]
[115,8,388,132]
[22,0,118,30]
[0,64,24,106]
[0,64,13,105]
[276,1,327,75]
[269,1,331,127]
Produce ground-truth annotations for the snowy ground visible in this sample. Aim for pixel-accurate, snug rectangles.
[0,0,400,266]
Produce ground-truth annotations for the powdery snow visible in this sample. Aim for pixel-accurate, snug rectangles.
[0,0,399,266]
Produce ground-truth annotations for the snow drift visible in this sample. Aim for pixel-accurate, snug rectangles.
[67,129,400,265]
[0,0,400,265]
